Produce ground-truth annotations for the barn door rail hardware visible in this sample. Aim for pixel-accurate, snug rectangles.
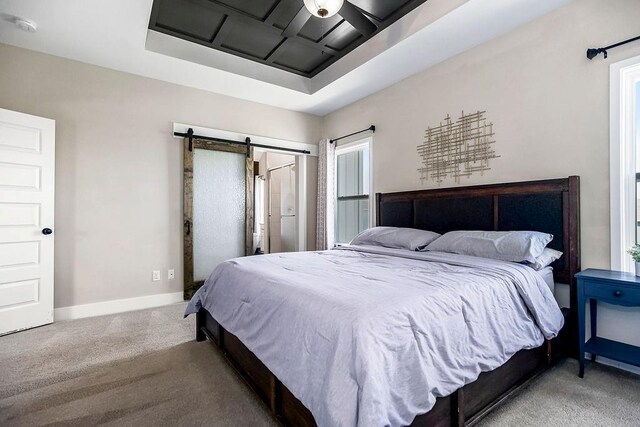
[174,128,311,156]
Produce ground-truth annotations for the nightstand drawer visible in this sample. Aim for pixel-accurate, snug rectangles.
[584,282,640,305]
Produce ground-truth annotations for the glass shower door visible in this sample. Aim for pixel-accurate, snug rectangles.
[268,163,296,253]
[280,164,296,252]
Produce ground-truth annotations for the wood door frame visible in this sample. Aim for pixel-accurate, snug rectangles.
[183,137,254,299]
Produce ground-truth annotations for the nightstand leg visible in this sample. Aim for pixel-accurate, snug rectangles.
[590,299,597,362]
[577,294,586,378]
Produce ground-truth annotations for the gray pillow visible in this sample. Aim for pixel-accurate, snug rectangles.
[424,230,553,263]
[525,247,563,271]
[350,227,441,251]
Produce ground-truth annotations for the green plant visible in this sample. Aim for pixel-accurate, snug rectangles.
[627,244,640,262]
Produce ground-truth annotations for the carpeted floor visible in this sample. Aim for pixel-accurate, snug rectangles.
[477,357,640,426]
[0,303,638,426]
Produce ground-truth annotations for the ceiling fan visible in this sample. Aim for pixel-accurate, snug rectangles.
[283,0,377,38]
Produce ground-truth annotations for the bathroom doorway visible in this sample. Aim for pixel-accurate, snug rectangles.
[253,150,304,254]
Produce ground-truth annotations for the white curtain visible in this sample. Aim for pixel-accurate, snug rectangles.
[316,138,336,250]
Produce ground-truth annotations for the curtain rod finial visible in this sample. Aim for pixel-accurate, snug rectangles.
[586,48,602,60]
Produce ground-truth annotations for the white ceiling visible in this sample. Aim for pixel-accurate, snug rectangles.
[0,0,570,116]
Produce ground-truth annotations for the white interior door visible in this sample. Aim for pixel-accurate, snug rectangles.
[0,108,55,335]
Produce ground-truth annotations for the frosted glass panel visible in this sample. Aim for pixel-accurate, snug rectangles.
[193,149,245,281]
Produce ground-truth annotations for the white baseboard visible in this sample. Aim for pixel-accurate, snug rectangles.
[586,353,640,376]
[54,292,184,321]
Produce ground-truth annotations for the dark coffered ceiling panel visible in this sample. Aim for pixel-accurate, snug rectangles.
[149,0,429,78]
[215,0,280,20]
[222,24,285,59]
[155,0,225,42]
[271,2,305,30]
[274,42,332,75]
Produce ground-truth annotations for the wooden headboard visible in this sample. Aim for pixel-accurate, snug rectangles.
[375,176,580,287]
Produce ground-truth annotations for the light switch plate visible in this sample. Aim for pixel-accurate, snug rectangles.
[152,270,161,281]
[168,269,175,280]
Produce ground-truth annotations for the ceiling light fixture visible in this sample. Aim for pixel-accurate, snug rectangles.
[303,0,344,18]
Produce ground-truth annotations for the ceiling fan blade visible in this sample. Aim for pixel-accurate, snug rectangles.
[283,5,312,38]
[339,1,377,36]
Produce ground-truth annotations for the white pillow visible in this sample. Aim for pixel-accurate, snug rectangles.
[350,227,441,251]
[424,230,553,263]
[525,247,563,271]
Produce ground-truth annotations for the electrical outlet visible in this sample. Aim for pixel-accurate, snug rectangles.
[152,270,161,281]
[168,269,175,280]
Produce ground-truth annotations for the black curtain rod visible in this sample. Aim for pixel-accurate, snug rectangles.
[174,129,311,156]
[329,125,375,144]
[587,34,640,60]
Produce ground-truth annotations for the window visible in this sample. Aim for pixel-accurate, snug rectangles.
[636,81,640,243]
[610,55,640,271]
[335,139,372,244]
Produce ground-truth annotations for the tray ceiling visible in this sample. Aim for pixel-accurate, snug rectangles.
[148,0,428,78]
[0,0,572,115]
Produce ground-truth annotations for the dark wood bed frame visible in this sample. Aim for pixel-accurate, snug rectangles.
[195,176,580,426]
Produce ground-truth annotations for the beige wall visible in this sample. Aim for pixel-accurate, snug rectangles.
[324,0,640,269]
[323,0,640,355]
[0,43,322,309]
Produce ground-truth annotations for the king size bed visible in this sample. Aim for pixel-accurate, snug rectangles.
[185,176,580,426]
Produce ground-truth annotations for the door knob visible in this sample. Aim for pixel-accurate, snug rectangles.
[613,290,623,297]
[42,228,53,235]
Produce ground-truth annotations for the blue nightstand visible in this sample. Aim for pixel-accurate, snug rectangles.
[575,269,640,378]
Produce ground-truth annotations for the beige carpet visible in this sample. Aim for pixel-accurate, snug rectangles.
[0,303,275,426]
[477,358,640,426]
[0,303,638,426]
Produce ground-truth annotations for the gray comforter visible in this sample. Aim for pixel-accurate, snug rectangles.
[185,246,564,427]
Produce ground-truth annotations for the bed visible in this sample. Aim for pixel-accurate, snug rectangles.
[187,176,580,426]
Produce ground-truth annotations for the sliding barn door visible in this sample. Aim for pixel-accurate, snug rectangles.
[183,138,253,299]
